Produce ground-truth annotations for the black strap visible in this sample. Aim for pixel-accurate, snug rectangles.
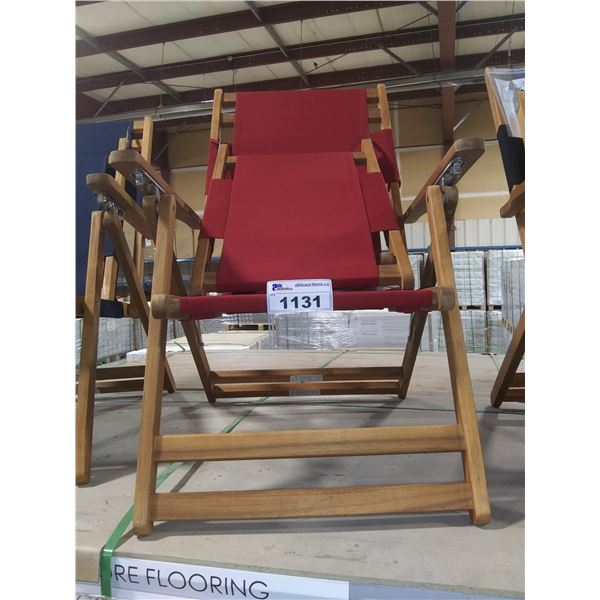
[497,125,525,188]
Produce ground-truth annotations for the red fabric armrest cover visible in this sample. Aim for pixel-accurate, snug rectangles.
[204,137,220,195]
[357,168,398,232]
[202,179,232,238]
[371,128,400,184]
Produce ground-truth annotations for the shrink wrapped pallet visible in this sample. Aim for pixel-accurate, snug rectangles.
[429,309,487,353]
[486,310,509,354]
[75,318,83,366]
[485,249,524,306]
[409,253,423,289]
[451,251,486,306]
[502,258,525,330]
[272,311,354,349]
[271,310,427,351]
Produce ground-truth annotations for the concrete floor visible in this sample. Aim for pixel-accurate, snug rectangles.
[76,348,524,598]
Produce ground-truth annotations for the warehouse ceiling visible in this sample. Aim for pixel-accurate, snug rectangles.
[75,0,525,134]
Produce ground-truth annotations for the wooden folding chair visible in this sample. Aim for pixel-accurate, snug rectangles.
[76,117,182,485]
[484,66,525,408]
[109,85,491,534]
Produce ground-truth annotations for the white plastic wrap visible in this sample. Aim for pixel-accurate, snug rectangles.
[410,253,423,289]
[501,257,525,330]
[486,310,509,354]
[75,318,82,366]
[75,318,185,367]
[451,251,486,307]
[485,249,524,306]
[271,310,427,351]
[486,66,525,138]
[428,310,487,354]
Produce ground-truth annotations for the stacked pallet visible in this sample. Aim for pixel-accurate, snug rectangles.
[428,310,487,354]
[76,318,186,367]
[486,310,509,354]
[485,249,524,307]
[452,251,486,307]
[502,257,525,332]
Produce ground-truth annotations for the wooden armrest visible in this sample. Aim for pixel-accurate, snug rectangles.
[108,149,201,230]
[403,138,485,224]
[500,181,525,218]
[86,173,154,239]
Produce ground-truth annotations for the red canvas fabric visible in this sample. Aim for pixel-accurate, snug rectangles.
[232,89,369,155]
[204,138,220,194]
[371,128,400,183]
[179,288,434,320]
[217,152,379,293]
[202,179,232,238]
[357,168,398,232]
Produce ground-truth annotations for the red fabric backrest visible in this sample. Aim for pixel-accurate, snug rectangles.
[232,89,370,155]
[217,153,379,293]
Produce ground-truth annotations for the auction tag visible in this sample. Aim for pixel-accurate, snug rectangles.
[267,279,333,313]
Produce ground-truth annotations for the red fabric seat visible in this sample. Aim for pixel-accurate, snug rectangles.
[216,152,384,293]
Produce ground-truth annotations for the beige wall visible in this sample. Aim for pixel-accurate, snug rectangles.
[165,92,510,254]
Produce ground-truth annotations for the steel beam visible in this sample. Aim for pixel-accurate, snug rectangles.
[76,26,180,102]
[79,82,490,126]
[76,1,410,58]
[245,1,309,87]
[418,2,438,17]
[380,45,420,75]
[438,1,457,148]
[76,14,524,93]
[76,49,523,120]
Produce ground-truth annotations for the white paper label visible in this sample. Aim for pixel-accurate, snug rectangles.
[267,279,333,314]
[87,557,349,599]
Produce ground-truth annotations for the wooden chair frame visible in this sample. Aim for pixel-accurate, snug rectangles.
[485,69,525,408]
[108,85,491,534]
[76,117,204,484]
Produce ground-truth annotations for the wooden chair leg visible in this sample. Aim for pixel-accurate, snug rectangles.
[171,257,215,402]
[76,212,105,485]
[399,187,458,399]
[399,253,435,399]
[103,211,177,393]
[426,186,491,525]
[491,310,525,408]
[134,195,177,536]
